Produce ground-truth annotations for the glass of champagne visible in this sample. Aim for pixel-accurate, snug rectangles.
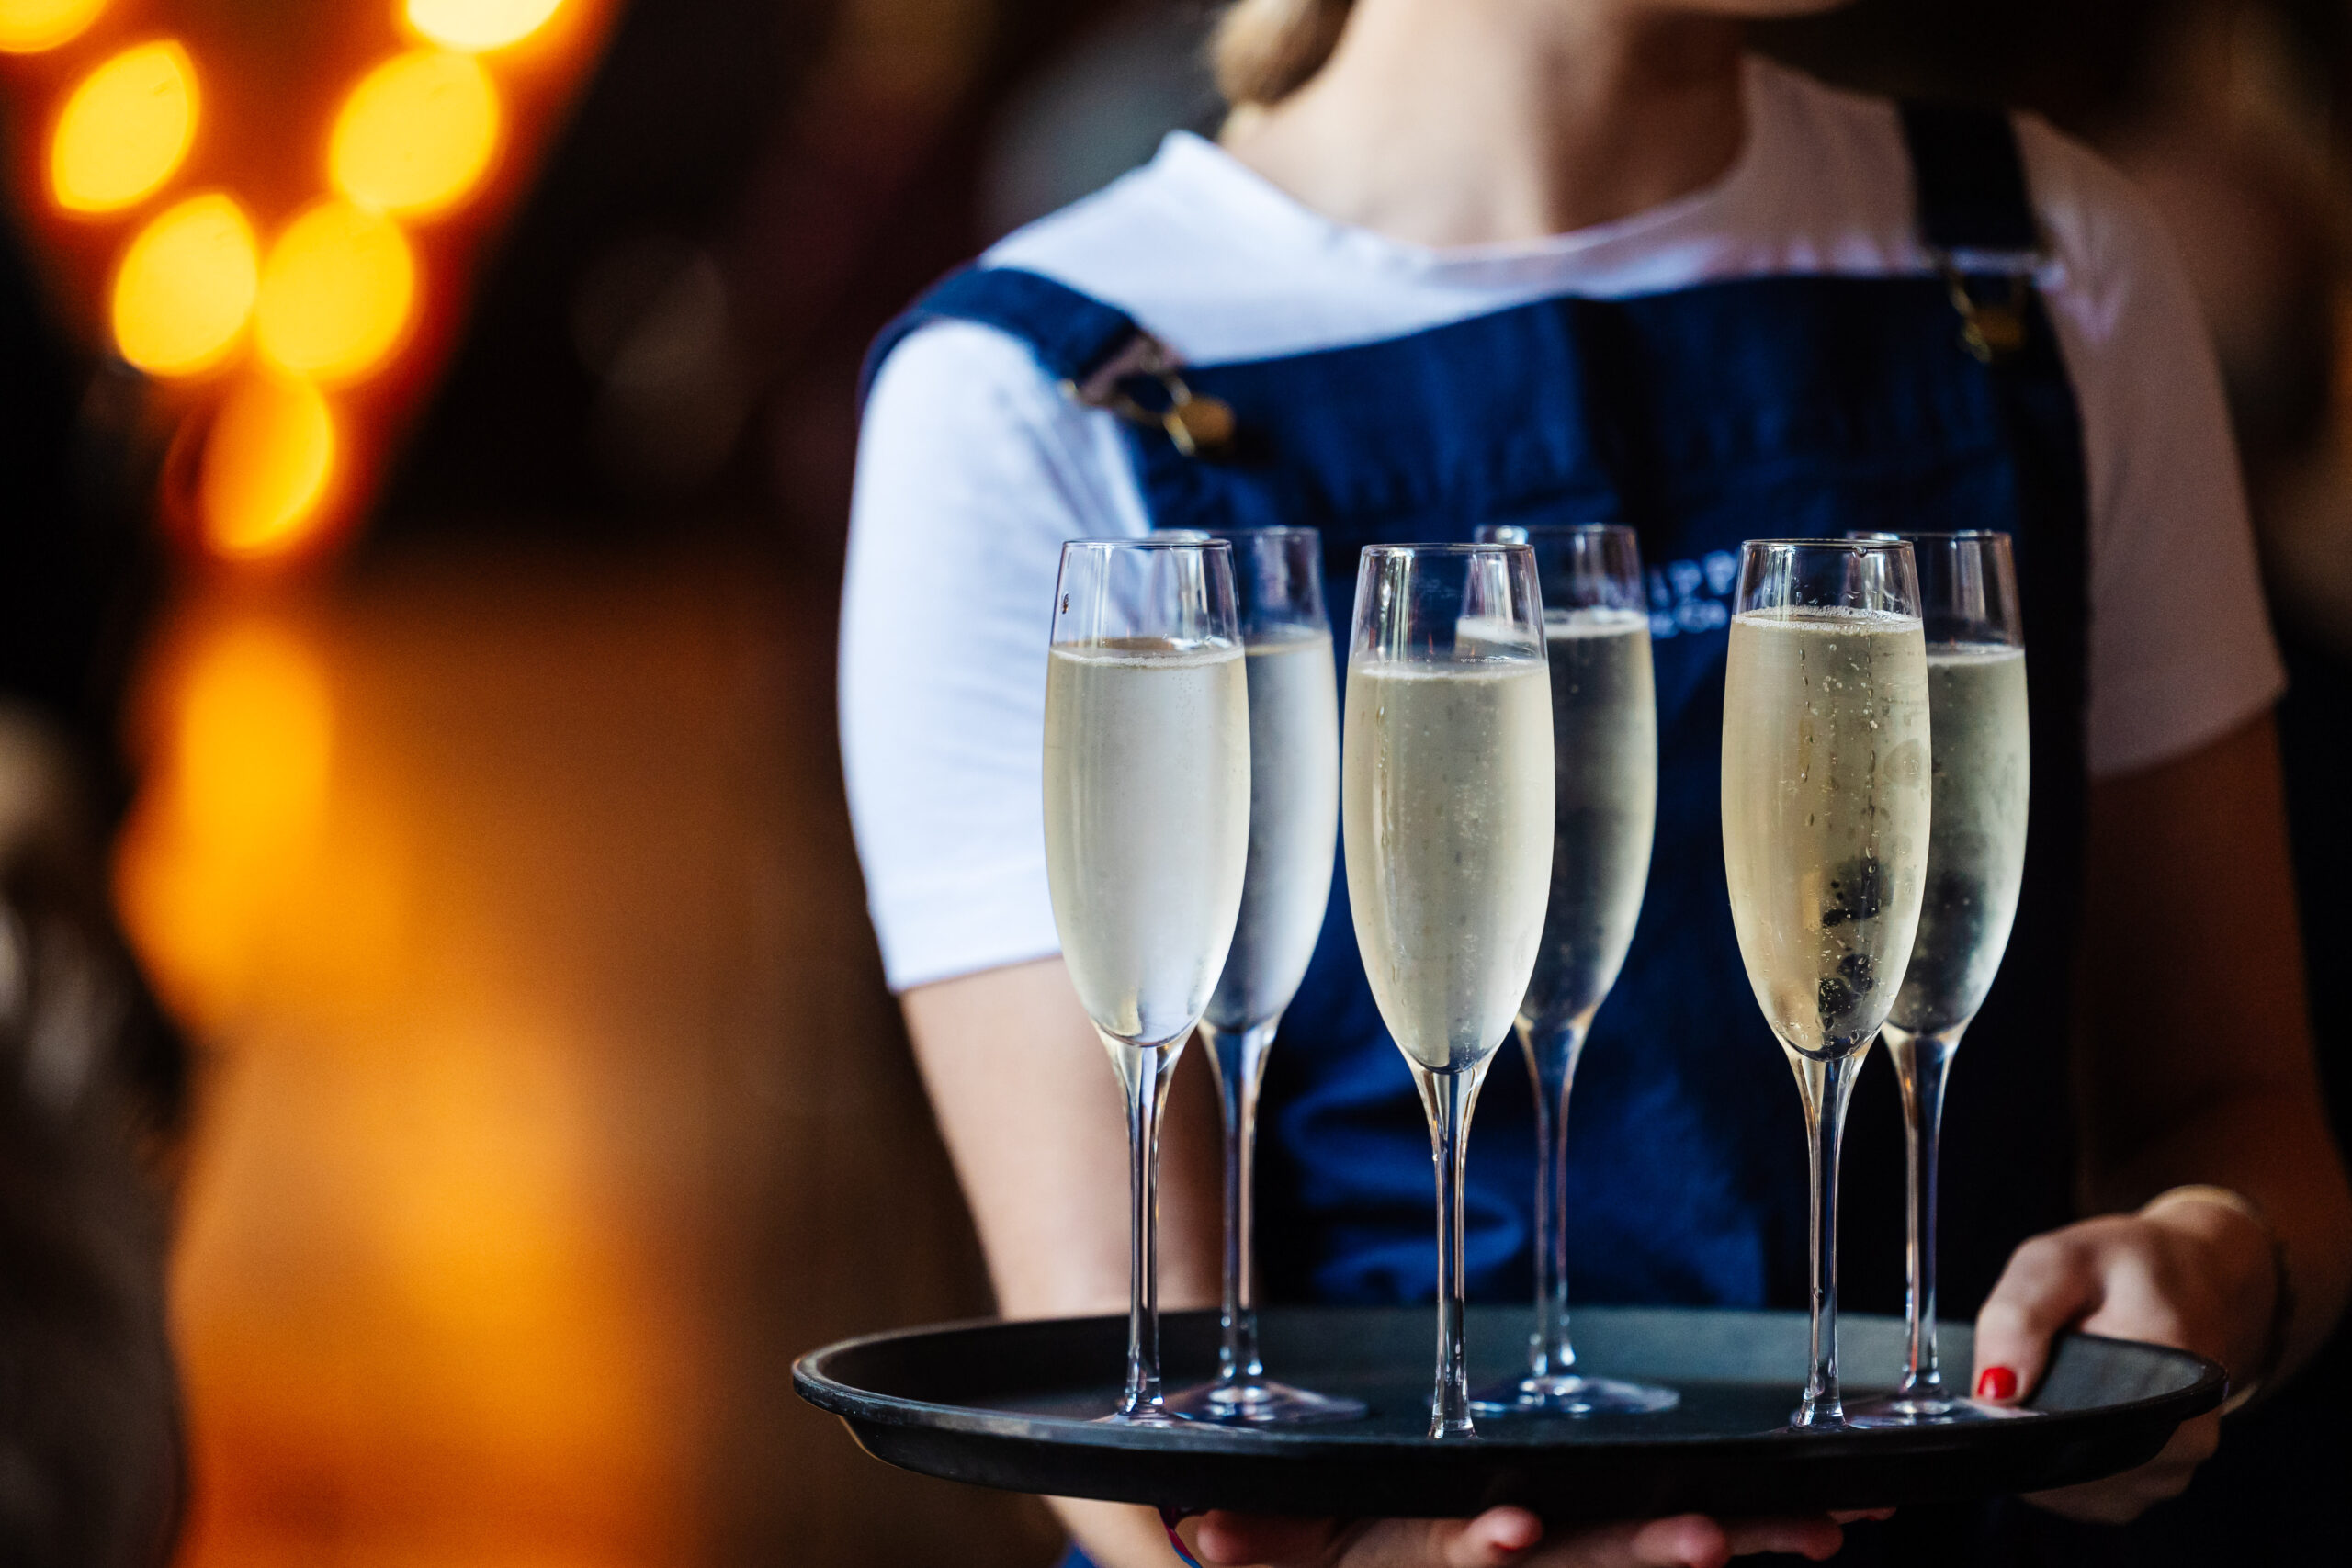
[1466,525,1675,1417]
[1045,538,1251,1425]
[1721,538,1930,1430]
[1842,532,2029,1427]
[1343,543,1554,1438]
[1160,527,1365,1425]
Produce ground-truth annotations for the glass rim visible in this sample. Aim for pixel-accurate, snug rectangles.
[1060,536,1233,553]
[1359,541,1534,557]
[1742,536,1915,551]
[1845,529,2010,543]
[1740,536,1918,561]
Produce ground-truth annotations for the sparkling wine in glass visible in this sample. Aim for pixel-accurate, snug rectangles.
[1155,527,1364,1426]
[1843,532,2029,1427]
[1045,538,1251,1425]
[1343,543,1554,1438]
[1722,538,1930,1430]
[1464,525,1673,1417]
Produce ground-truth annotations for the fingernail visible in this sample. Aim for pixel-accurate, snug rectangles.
[1976,1366,2018,1402]
[1484,1508,1544,1551]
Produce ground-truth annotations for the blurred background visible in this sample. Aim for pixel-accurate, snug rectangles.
[0,2,2344,1566]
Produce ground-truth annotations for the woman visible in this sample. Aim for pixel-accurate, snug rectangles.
[840,1,2352,1563]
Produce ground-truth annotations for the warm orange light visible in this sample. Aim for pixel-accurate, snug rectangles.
[329,50,500,218]
[51,40,198,214]
[171,619,334,854]
[0,0,106,53]
[112,192,257,375]
[405,0,565,51]
[199,374,335,558]
[111,612,338,1026]
[255,200,416,381]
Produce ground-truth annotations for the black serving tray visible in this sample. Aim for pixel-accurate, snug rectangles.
[793,1304,2223,1521]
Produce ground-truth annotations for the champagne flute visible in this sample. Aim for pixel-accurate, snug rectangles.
[1160,527,1365,1425]
[1466,525,1675,1417]
[1721,538,1930,1430]
[1842,532,2030,1427]
[1045,538,1251,1425]
[1343,543,1554,1438]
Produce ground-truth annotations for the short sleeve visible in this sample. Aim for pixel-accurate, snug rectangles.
[2021,117,2286,778]
[839,321,1148,992]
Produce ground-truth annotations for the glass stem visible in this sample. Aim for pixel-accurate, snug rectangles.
[1786,1043,1866,1429]
[1110,1032,1186,1419]
[1412,1057,1493,1439]
[1883,1021,1965,1399]
[1522,1019,1589,1381]
[1203,1020,1277,1388]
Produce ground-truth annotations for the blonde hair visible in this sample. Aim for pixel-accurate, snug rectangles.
[1213,0,1355,107]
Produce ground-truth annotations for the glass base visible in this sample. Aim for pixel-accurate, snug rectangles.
[1094,1404,1187,1428]
[1845,1391,2031,1427]
[1166,1378,1369,1425]
[1470,1372,1680,1416]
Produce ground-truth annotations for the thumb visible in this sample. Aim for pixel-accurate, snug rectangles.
[1192,1506,1544,1567]
[1973,1230,2104,1406]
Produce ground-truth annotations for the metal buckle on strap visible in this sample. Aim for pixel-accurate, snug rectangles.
[1059,333,1236,459]
[1928,248,2036,365]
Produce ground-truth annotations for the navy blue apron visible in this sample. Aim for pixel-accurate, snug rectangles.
[870,105,2103,1562]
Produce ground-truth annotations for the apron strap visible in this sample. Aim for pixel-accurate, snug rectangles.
[859,264,1238,457]
[1898,100,2041,257]
[858,265,1142,410]
[1898,101,2042,364]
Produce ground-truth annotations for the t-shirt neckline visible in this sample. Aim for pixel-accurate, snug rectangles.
[1145,55,1781,284]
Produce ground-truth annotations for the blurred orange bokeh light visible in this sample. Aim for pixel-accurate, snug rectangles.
[199,373,336,559]
[0,0,104,54]
[407,0,567,53]
[113,594,701,1568]
[331,49,501,218]
[256,197,417,381]
[116,612,334,1027]
[112,191,256,374]
[172,618,334,858]
[51,39,198,213]
[7,0,598,574]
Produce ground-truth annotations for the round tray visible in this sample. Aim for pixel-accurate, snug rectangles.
[792,1304,2222,1521]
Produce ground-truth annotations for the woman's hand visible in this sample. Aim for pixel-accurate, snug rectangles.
[1181,1507,1871,1567]
[1969,1193,2278,1523]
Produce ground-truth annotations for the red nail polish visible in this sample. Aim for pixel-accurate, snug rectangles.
[1977,1366,2018,1402]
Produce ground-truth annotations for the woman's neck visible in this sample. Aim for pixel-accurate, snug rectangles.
[1221,1,1748,248]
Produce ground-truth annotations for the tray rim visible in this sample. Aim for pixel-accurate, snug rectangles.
[792,1303,2227,1459]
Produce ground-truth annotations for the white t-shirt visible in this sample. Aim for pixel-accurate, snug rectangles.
[842,57,2283,995]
